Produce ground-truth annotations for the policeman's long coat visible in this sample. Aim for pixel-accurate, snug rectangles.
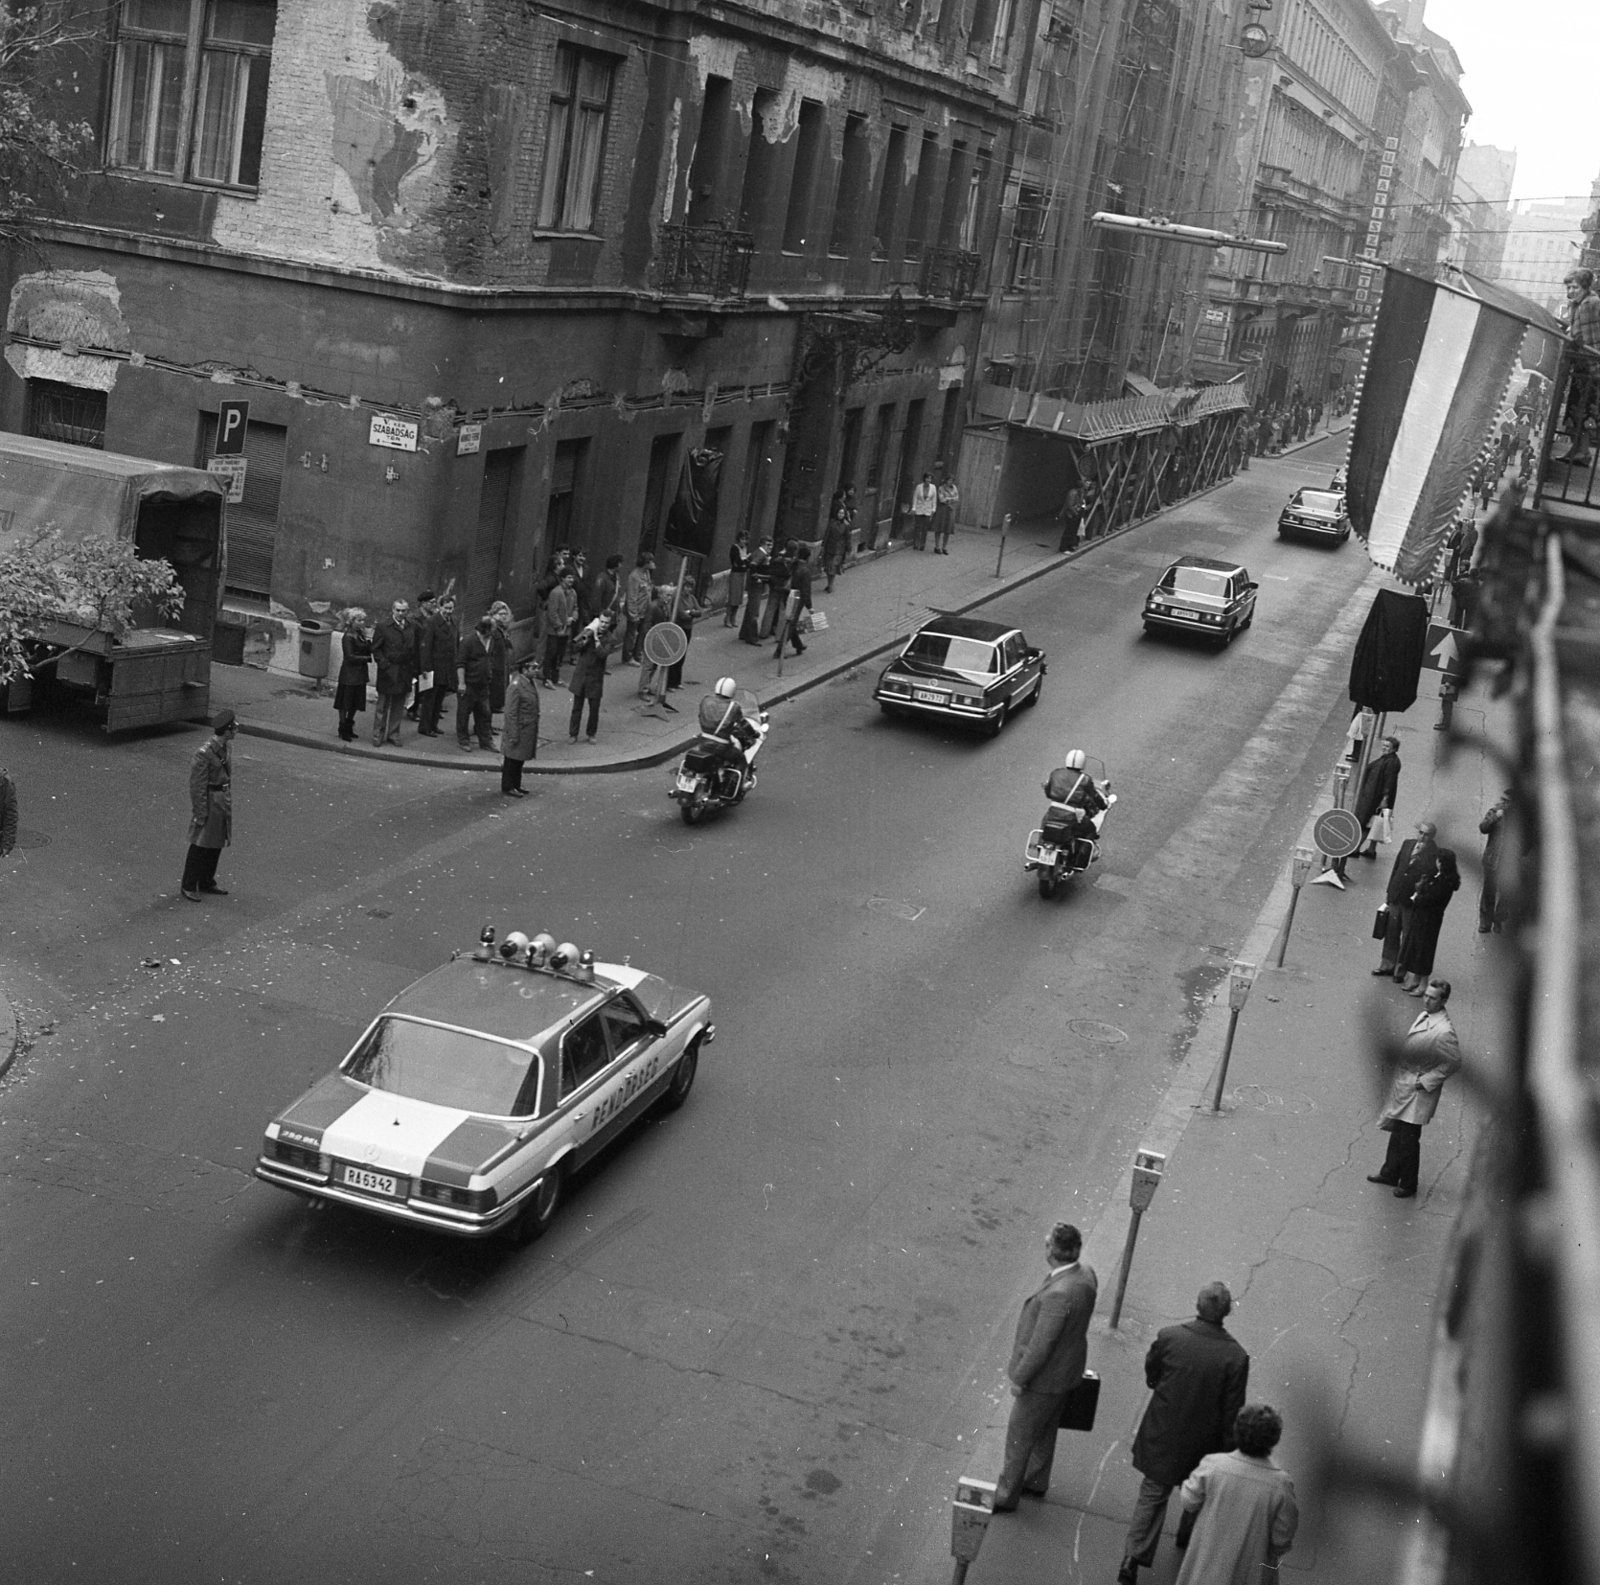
[186,738,231,850]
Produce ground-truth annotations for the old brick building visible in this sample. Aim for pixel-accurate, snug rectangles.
[2,0,1029,620]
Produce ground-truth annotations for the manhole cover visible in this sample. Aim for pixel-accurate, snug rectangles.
[366,908,392,919]
[1067,1019,1127,1045]
[13,829,50,849]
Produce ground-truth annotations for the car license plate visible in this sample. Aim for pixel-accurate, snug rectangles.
[914,689,947,704]
[1170,610,1197,620]
[341,1163,401,1197]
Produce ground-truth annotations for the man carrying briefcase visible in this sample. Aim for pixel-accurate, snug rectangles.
[993,1222,1099,1511]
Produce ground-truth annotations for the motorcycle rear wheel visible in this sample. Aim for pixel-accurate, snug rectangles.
[681,798,706,826]
[1038,869,1058,898]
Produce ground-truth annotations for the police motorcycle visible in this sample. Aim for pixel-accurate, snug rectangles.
[1023,752,1116,898]
[671,678,769,825]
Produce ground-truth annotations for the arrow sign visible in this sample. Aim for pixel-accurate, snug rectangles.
[1422,621,1466,675]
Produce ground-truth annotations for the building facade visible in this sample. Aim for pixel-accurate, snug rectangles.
[1450,142,1516,282]
[2,0,1033,621]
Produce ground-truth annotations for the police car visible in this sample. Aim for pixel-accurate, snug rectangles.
[254,930,713,1243]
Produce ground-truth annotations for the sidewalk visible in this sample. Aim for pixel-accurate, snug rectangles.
[953,665,1497,1584]
[218,416,1350,774]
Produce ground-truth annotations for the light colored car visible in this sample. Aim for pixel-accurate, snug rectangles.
[1278,486,1350,543]
[874,615,1045,737]
[254,931,713,1243]
[1142,556,1258,646]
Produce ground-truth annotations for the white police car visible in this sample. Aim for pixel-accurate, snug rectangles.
[254,930,713,1243]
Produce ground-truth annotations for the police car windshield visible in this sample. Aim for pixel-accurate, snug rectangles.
[345,1016,539,1115]
[905,633,997,673]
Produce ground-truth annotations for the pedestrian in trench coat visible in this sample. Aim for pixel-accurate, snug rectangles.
[499,658,540,796]
[1175,1404,1298,1585]
[180,710,236,900]
[1368,981,1462,1197]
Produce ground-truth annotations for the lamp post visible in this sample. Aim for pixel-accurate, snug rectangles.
[1211,960,1257,1113]
[1275,847,1316,967]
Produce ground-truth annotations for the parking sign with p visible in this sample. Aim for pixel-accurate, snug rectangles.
[215,400,249,456]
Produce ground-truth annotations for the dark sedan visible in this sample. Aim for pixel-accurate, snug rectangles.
[1278,486,1350,544]
[1142,557,1258,647]
[874,615,1045,736]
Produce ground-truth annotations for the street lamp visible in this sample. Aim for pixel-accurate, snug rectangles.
[1210,960,1258,1112]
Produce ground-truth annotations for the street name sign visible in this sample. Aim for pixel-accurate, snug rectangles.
[369,413,419,452]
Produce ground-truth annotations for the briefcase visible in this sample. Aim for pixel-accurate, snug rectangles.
[1372,906,1389,940]
[1057,1369,1100,1432]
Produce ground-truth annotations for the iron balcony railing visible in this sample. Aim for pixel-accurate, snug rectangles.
[656,223,755,299]
[919,246,983,302]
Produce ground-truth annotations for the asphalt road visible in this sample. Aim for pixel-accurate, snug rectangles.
[0,435,1372,1584]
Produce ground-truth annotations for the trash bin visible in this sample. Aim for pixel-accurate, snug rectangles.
[298,619,332,680]
[213,620,247,667]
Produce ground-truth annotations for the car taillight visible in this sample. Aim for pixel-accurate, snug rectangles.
[416,1181,497,1212]
[879,679,911,696]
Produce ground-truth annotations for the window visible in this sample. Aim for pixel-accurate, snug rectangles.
[872,126,908,259]
[782,99,827,253]
[828,114,870,258]
[904,131,942,260]
[599,999,653,1059]
[561,1015,613,1097]
[28,381,107,449]
[1009,184,1044,286]
[539,45,615,232]
[110,0,275,189]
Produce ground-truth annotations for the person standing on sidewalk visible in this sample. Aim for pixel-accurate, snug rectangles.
[456,617,498,752]
[739,538,771,645]
[1478,789,1511,932]
[1117,1282,1250,1585]
[418,594,458,737]
[1367,979,1462,1198]
[1373,822,1437,978]
[370,598,419,747]
[933,471,959,554]
[568,617,619,741]
[723,532,749,625]
[776,547,813,658]
[909,473,937,550]
[1397,849,1460,994]
[992,1222,1098,1511]
[821,501,848,593]
[623,553,655,663]
[180,710,236,901]
[1174,1403,1299,1585]
[1334,734,1401,878]
[333,609,372,742]
[542,571,578,687]
[499,655,540,796]
[0,762,18,858]
[1057,483,1085,553]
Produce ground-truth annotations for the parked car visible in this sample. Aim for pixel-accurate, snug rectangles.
[1142,556,1258,647]
[254,931,713,1244]
[1278,486,1350,544]
[874,615,1045,737]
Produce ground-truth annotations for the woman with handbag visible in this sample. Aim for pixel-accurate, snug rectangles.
[1334,735,1401,879]
[1397,849,1461,993]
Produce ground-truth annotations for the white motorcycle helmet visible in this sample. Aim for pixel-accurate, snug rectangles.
[1064,748,1086,770]
[715,676,738,699]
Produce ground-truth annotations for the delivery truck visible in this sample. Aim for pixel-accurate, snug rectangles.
[0,432,226,732]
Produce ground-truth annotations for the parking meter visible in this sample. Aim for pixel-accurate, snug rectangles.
[1290,847,1315,888]
[1130,1148,1166,1212]
[1228,960,1257,1011]
[951,1476,995,1567]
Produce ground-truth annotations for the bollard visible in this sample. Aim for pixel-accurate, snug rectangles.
[1210,961,1257,1113]
[1109,1148,1166,1329]
[995,513,1011,578]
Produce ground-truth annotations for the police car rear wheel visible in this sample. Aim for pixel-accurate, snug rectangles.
[509,1168,563,1244]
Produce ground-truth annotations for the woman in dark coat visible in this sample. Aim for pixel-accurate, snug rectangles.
[487,601,514,714]
[499,655,540,796]
[333,608,373,742]
[1398,849,1461,992]
[1345,735,1401,867]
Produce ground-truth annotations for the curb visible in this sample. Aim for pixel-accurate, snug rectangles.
[234,421,1351,777]
[0,982,18,1083]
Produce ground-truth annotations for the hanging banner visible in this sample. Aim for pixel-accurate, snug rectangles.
[1346,267,1527,584]
[664,447,724,558]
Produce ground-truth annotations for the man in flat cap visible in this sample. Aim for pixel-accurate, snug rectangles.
[181,710,236,901]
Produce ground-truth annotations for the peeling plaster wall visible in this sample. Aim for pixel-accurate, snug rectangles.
[209,0,458,277]
[4,271,130,393]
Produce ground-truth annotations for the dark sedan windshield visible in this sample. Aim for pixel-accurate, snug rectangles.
[903,633,998,673]
[344,1016,540,1115]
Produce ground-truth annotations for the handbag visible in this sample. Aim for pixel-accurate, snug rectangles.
[1057,1369,1100,1431]
[1377,808,1394,844]
[1372,905,1389,940]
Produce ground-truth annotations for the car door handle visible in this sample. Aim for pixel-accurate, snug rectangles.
[571,1110,586,1123]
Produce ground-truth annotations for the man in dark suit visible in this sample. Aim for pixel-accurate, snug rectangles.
[993,1223,1099,1510]
[1373,821,1437,977]
[370,599,419,747]
[456,616,498,751]
[1117,1282,1250,1584]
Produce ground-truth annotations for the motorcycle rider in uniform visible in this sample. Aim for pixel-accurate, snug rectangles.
[1040,748,1107,869]
[697,676,761,792]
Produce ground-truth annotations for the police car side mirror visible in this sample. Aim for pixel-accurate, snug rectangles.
[645,1019,669,1038]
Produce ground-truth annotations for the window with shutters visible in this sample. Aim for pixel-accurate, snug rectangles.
[538,46,616,232]
[546,438,587,551]
[109,0,276,190]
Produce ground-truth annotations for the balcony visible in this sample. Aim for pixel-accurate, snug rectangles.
[656,223,754,299]
[918,246,983,302]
